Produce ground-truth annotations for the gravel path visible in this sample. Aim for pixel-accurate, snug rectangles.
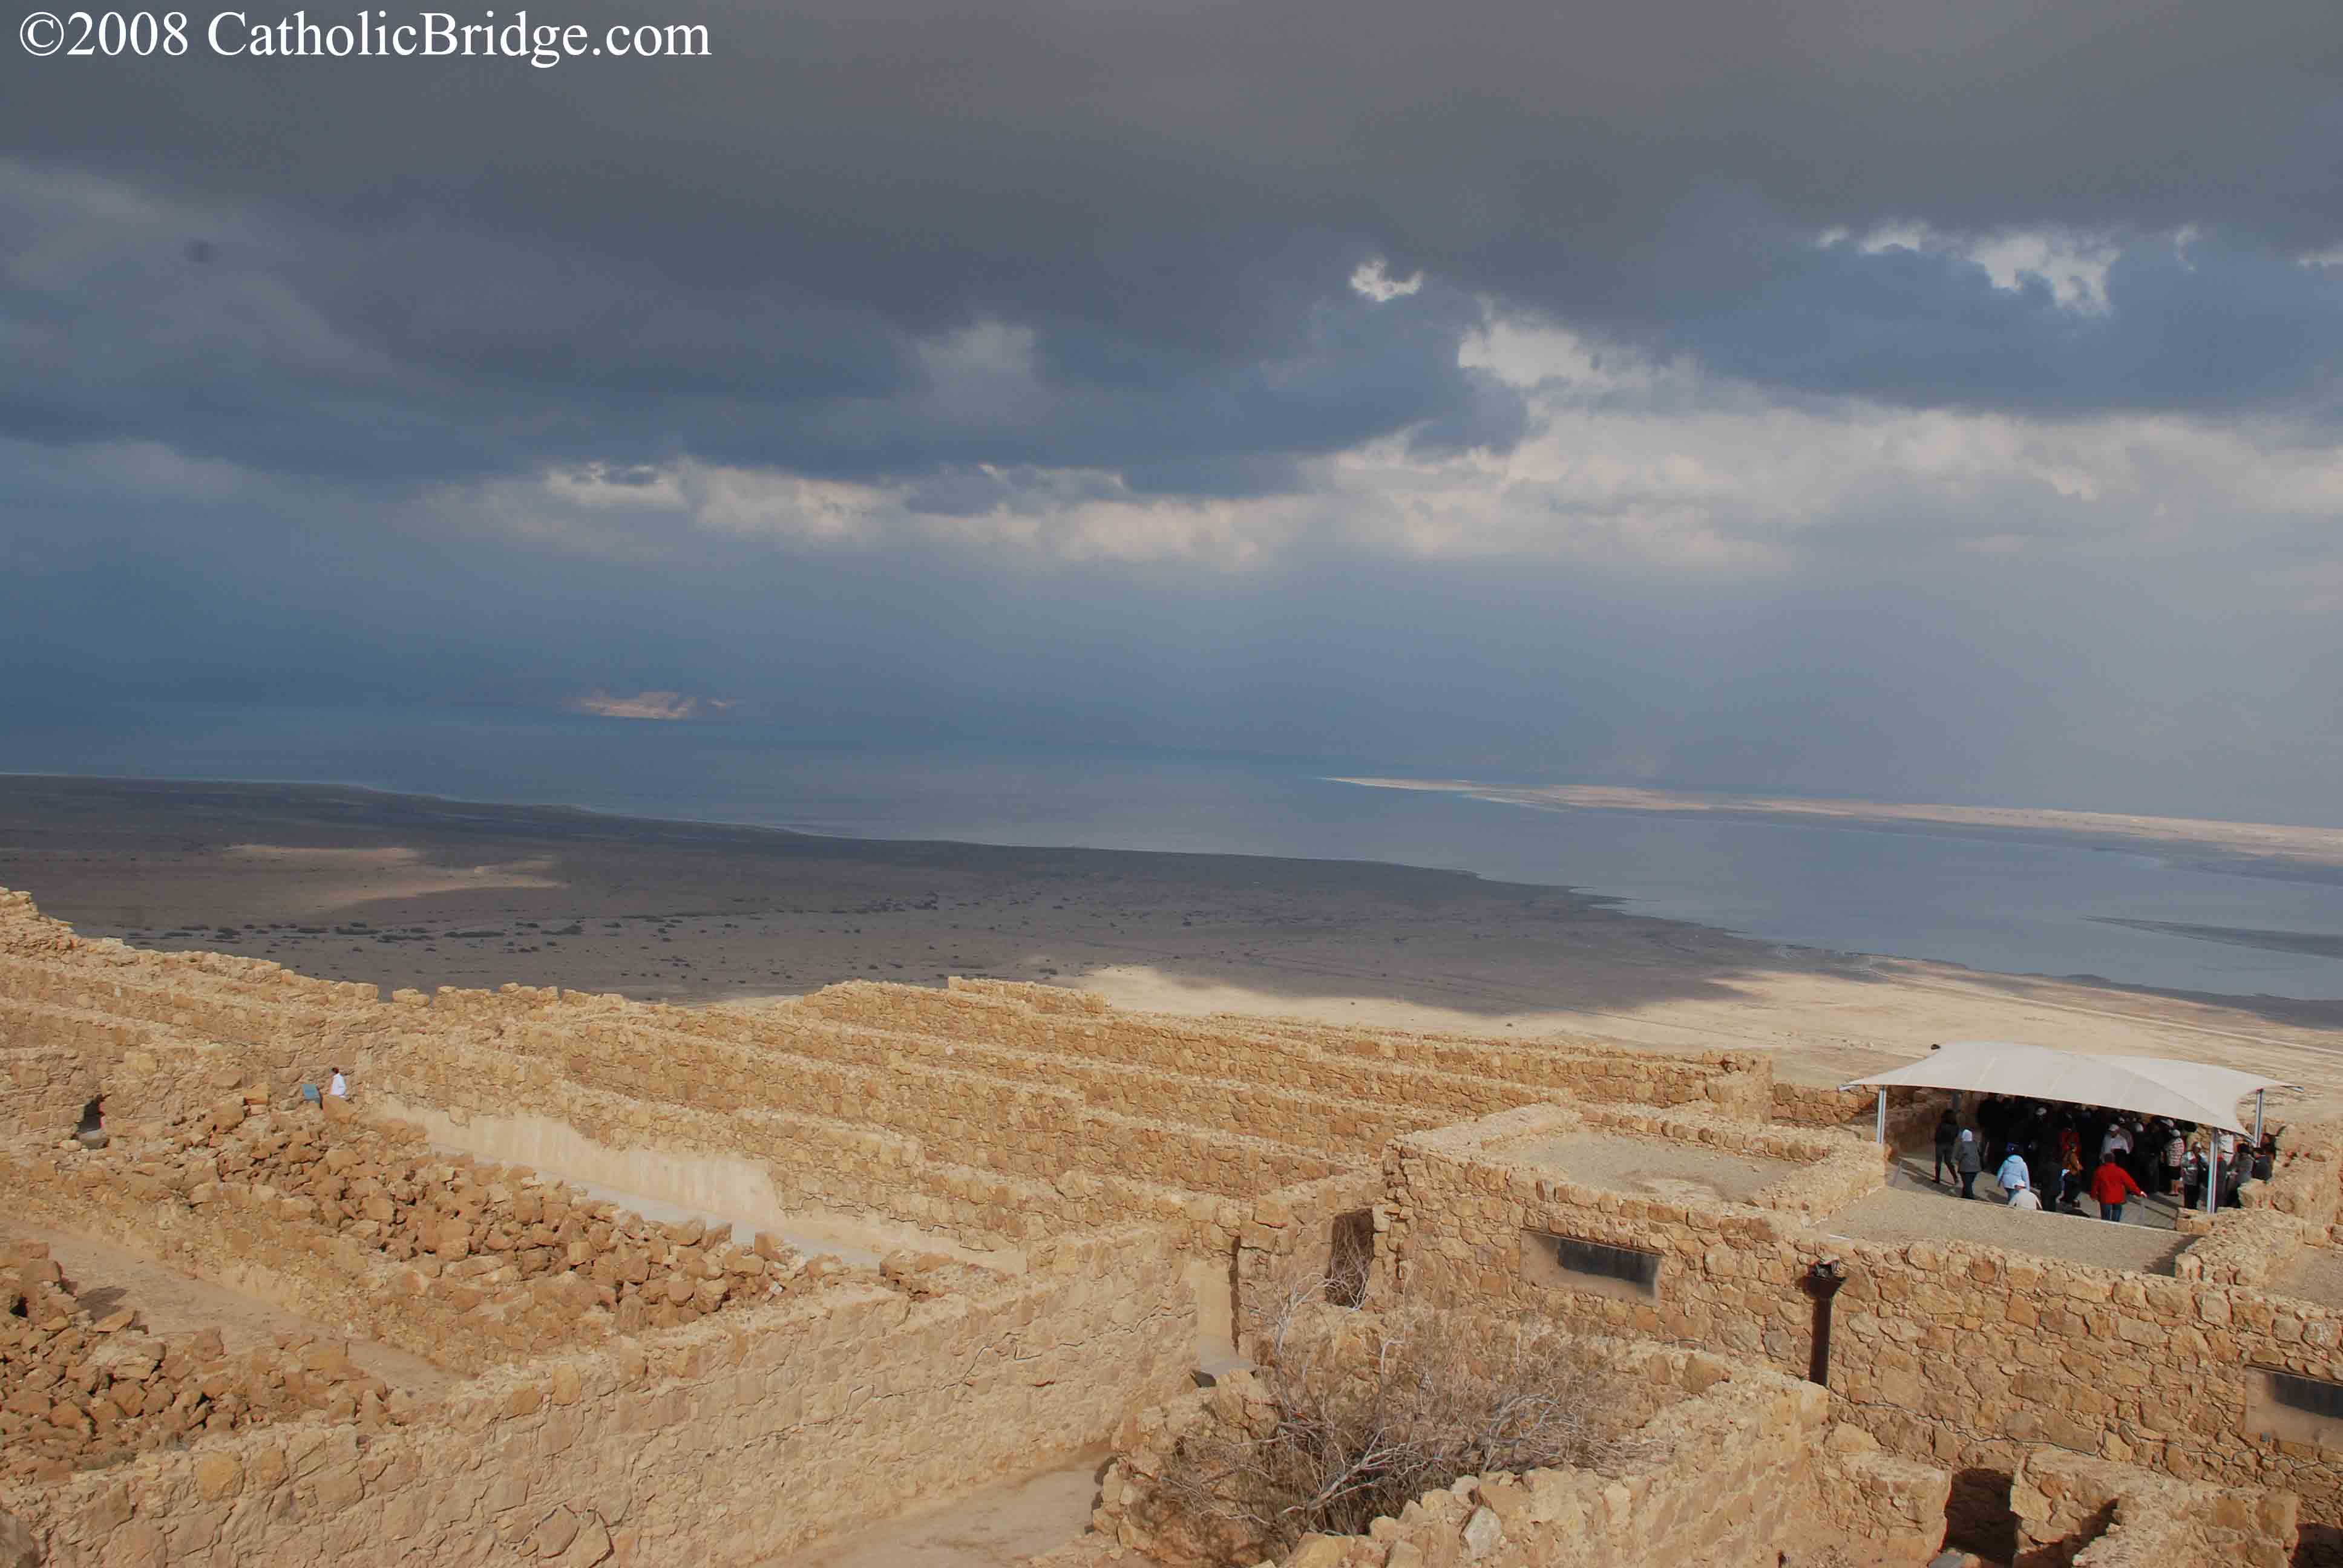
[1821,1186,2191,1274]
[795,1455,1106,1568]
[1503,1133,1799,1204]
[1884,1151,2180,1230]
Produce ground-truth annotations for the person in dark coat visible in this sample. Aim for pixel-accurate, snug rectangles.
[1933,1110,1960,1186]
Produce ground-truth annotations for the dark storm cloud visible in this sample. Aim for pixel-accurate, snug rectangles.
[7,0,2343,824]
[0,160,1513,488]
[5,0,2342,492]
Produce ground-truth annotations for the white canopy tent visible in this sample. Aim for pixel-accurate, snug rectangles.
[1841,1040,2300,1209]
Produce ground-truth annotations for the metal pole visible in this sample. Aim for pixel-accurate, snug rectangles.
[1875,1091,1887,1146]
[1806,1261,1847,1387]
[2205,1138,2219,1215]
[2254,1090,2266,1149]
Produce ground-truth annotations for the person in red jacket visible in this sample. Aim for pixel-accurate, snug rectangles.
[2089,1155,2144,1223]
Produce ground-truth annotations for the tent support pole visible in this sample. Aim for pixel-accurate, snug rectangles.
[1875,1093,1887,1146]
[2255,1091,2266,1148]
[2205,1145,2219,1216]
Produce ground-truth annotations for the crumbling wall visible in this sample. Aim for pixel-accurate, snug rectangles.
[1070,1330,1943,1568]
[0,1224,1196,1566]
[2,1243,412,1486]
[0,1116,867,1376]
[2012,1447,2296,1567]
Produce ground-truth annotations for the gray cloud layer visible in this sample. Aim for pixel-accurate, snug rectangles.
[5,0,2342,818]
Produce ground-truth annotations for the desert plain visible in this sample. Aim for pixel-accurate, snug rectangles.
[3,772,2337,1118]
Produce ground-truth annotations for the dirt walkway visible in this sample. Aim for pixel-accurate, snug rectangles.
[0,1223,462,1399]
[792,1456,1107,1568]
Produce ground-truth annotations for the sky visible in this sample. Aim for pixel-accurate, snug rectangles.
[5,0,2342,821]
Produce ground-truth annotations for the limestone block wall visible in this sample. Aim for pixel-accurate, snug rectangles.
[1527,1102,1889,1218]
[1229,1169,1389,1338]
[0,1039,97,1140]
[791,981,1772,1124]
[2175,1208,2312,1290]
[1770,1082,1951,1149]
[2012,1447,2298,1568]
[0,1128,870,1378]
[1383,1105,2343,1527]
[2247,1122,2343,1229]
[369,991,1344,1201]
[0,1223,1198,1567]
[1219,1011,1774,1120]
[1073,1331,1947,1568]
[678,1008,1447,1161]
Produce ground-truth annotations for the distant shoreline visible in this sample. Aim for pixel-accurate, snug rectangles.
[4,770,2339,1111]
[1332,776,2343,889]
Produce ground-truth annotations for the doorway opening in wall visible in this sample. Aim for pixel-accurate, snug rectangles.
[1325,1210,1373,1308]
[75,1094,105,1150]
[1945,1467,2019,1564]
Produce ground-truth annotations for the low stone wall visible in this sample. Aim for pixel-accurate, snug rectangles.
[1771,1080,1951,1149]
[1771,1081,1876,1127]
[1384,1104,2343,1528]
[794,980,1772,1125]
[1230,1169,1389,1341]
[0,1223,1196,1566]
[369,993,1346,1204]
[2175,1207,2312,1290]
[0,1039,97,1142]
[1070,1328,1947,1568]
[2,1243,409,1486]
[2013,1446,2297,1567]
[2248,1123,2343,1230]
[1557,1102,1889,1218]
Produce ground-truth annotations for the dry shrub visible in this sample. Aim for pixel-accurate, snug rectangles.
[1156,1285,1643,1561]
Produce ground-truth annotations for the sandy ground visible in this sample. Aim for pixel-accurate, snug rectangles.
[2,775,2340,1117]
[2275,1246,2343,1311]
[791,1459,1107,1568]
[0,1223,460,1397]
[1337,777,2343,877]
[1499,1134,1798,1205]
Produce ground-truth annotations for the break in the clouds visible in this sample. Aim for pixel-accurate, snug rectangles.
[4,0,2342,817]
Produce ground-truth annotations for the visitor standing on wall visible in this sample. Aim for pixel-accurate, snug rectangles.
[2089,1155,2143,1222]
[1933,1109,1959,1185]
[1954,1125,1982,1199]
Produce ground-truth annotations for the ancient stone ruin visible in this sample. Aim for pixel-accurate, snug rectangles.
[1,883,2338,1565]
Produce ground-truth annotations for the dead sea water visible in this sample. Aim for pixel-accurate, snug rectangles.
[7,702,2342,1001]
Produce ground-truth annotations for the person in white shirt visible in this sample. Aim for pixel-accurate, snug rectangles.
[2007,1186,2042,1212]
[328,1068,347,1099]
[1996,1150,2030,1200]
[2100,1123,2131,1161]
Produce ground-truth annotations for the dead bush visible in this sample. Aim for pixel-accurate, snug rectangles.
[1156,1286,1644,1561]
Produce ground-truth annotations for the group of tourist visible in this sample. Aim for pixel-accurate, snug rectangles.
[1928,1095,2276,1222]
